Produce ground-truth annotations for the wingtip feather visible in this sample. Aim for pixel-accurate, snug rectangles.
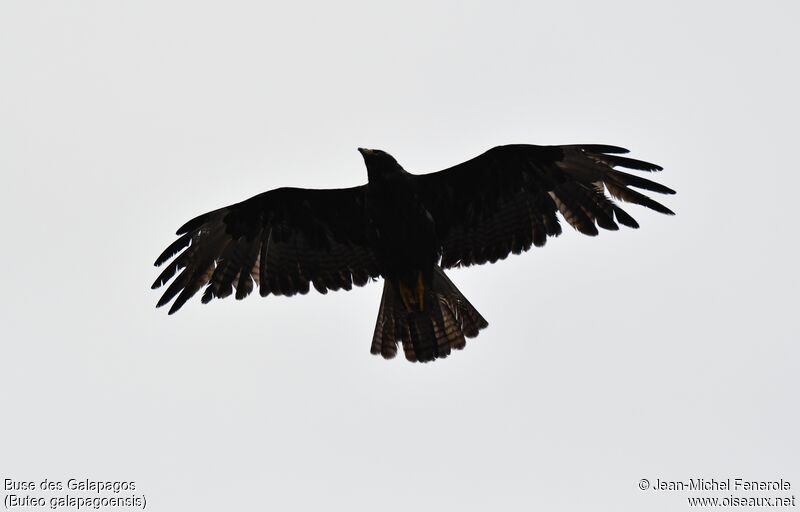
[574,144,630,154]
[154,233,192,267]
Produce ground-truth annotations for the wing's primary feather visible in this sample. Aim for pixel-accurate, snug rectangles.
[414,144,675,268]
[152,186,380,314]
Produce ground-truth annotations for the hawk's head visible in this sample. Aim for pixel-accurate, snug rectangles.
[358,148,405,182]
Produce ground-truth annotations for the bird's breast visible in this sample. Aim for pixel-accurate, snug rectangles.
[365,181,439,274]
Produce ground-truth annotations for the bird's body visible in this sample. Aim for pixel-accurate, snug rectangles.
[364,155,437,288]
[360,149,485,360]
[152,144,675,362]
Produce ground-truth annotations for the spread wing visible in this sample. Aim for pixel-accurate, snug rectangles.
[152,186,380,314]
[415,144,675,268]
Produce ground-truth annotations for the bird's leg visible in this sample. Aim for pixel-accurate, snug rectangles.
[399,281,416,312]
[416,271,425,311]
[398,272,427,312]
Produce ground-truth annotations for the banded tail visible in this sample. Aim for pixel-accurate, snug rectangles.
[371,266,488,362]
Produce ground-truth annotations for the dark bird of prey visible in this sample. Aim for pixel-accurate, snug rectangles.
[152,144,674,362]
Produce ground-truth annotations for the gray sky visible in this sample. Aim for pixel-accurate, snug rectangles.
[2,1,798,510]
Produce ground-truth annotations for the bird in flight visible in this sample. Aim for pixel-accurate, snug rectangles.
[152,144,674,362]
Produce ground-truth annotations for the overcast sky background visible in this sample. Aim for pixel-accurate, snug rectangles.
[2,1,798,510]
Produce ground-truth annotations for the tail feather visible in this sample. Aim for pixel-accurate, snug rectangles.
[371,266,488,362]
[371,283,399,359]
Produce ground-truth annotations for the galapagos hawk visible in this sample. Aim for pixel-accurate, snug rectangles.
[152,144,674,362]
